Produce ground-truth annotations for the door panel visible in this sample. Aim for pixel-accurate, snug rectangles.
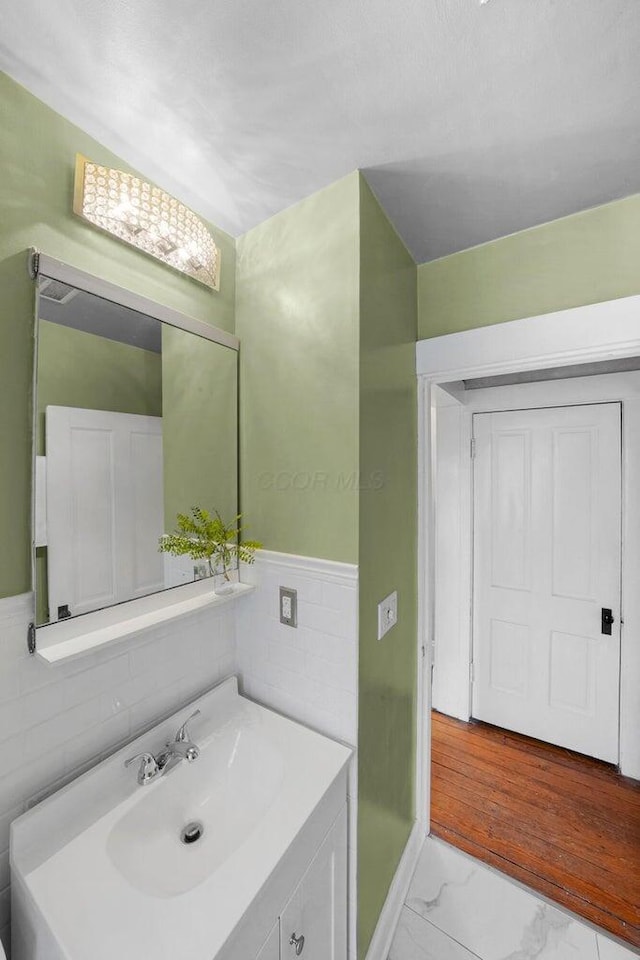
[489,619,529,697]
[548,630,594,713]
[69,426,117,610]
[255,924,279,960]
[130,430,165,596]
[490,430,531,591]
[473,403,621,762]
[552,428,597,599]
[280,808,347,960]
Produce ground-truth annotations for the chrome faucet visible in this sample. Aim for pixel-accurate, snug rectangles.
[125,709,201,785]
[158,709,201,768]
[124,751,161,786]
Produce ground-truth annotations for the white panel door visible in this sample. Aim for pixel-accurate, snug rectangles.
[472,403,621,762]
[280,808,347,960]
[129,428,165,598]
[46,406,164,621]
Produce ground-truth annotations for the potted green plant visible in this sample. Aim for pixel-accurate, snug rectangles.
[159,507,262,594]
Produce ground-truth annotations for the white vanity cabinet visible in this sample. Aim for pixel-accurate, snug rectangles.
[249,806,347,960]
[11,679,352,960]
[255,924,279,960]
[279,808,347,960]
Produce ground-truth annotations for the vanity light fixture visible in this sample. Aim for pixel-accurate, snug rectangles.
[73,154,221,290]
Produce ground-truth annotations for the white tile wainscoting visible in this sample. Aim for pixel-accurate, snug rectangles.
[389,837,639,960]
[0,591,236,956]
[236,550,359,960]
[0,552,360,958]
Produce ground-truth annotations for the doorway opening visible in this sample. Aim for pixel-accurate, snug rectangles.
[428,364,640,948]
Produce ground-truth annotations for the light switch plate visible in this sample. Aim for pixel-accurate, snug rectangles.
[279,586,297,627]
[377,590,398,640]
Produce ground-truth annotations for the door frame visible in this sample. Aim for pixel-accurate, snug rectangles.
[441,388,631,729]
[416,294,640,834]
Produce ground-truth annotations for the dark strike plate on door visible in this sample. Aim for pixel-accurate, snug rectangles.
[601,607,614,635]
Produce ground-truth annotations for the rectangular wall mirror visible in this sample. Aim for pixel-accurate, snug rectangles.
[32,263,239,629]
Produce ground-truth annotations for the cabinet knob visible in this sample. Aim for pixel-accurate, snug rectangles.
[289,932,305,955]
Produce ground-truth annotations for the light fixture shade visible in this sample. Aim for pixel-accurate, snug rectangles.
[73,155,220,291]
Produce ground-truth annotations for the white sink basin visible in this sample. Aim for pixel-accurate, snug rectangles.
[107,722,284,897]
[11,676,351,960]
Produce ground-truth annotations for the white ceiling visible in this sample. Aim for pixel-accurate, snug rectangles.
[1,0,639,262]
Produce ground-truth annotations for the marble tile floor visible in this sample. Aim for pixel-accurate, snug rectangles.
[388,837,639,960]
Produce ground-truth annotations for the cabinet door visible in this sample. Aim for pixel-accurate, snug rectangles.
[256,923,280,960]
[280,807,347,960]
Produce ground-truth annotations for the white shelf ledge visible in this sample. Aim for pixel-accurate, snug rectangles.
[35,581,255,665]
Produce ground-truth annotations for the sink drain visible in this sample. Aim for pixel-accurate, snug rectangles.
[180,821,204,845]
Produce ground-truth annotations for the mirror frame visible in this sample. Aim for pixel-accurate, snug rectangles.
[29,249,240,658]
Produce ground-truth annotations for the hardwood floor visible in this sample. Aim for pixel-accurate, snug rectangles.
[430,710,640,949]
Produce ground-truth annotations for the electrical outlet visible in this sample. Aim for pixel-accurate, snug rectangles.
[377,590,398,640]
[279,586,297,627]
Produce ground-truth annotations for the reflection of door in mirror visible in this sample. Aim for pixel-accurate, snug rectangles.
[34,271,239,628]
[45,407,164,622]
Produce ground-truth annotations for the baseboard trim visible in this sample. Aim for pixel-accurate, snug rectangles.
[364,820,424,960]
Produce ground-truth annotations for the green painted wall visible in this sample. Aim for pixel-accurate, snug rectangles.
[162,326,238,529]
[236,174,360,561]
[36,320,162,456]
[357,178,418,957]
[238,173,418,957]
[0,70,235,600]
[418,193,640,338]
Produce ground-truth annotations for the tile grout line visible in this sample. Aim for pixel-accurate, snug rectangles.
[400,903,484,960]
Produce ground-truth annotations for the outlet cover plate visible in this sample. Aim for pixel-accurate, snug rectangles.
[377,590,398,640]
[279,586,297,627]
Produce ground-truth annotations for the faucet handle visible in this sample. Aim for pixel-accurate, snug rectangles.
[175,709,201,743]
[125,751,160,785]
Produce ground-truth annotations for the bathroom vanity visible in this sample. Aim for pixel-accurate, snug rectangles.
[11,677,351,960]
